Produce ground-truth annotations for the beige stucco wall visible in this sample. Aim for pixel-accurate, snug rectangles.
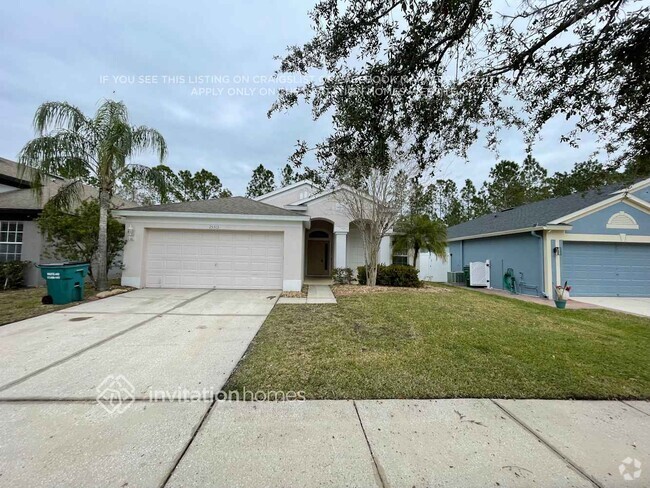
[118,214,306,291]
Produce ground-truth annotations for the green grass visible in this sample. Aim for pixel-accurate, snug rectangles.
[0,282,111,327]
[225,285,650,400]
[0,287,72,326]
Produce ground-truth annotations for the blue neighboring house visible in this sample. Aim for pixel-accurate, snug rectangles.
[447,177,650,298]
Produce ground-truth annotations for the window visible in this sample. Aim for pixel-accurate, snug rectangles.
[392,237,408,265]
[308,230,329,239]
[0,222,23,262]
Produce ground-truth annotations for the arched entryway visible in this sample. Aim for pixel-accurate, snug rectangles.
[306,219,333,276]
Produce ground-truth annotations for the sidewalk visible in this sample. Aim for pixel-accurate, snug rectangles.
[1,398,647,487]
[278,284,337,304]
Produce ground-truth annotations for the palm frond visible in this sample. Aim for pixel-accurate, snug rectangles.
[131,126,168,162]
[33,101,91,135]
[18,132,93,197]
[47,179,86,211]
[94,99,129,136]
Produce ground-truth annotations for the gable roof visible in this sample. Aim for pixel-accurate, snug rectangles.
[447,182,642,240]
[254,180,317,202]
[119,196,306,218]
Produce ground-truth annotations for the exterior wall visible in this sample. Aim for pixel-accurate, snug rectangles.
[256,183,316,208]
[20,220,45,287]
[566,201,650,236]
[449,241,463,272]
[119,215,306,291]
[346,224,365,271]
[302,195,353,232]
[449,233,543,292]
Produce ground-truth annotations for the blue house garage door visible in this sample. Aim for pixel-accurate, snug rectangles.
[562,242,650,297]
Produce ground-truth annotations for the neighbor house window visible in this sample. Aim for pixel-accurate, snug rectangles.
[0,222,23,262]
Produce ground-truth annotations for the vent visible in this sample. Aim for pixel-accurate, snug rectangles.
[606,211,639,230]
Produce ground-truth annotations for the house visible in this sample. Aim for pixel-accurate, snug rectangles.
[0,157,131,286]
[116,180,402,291]
[447,178,650,298]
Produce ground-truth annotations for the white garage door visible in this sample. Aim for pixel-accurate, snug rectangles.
[145,229,283,289]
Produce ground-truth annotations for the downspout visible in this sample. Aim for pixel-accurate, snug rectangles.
[530,230,546,298]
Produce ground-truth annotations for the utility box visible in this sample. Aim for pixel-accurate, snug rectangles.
[37,262,90,305]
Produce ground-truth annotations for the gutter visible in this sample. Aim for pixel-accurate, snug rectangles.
[113,210,310,222]
[447,225,571,242]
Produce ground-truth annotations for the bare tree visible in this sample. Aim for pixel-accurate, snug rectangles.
[336,158,415,286]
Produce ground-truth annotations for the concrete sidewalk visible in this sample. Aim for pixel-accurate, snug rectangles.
[1,398,647,487]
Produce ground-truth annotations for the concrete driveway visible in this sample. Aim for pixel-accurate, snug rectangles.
[573,296,650,318]
[0,288,278,486]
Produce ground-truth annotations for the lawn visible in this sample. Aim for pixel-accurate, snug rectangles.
[225,284,650,400]
[0,283,110,327]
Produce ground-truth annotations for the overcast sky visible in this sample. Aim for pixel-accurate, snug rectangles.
[0,0,599,195]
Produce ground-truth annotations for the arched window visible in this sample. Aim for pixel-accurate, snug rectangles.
[606,211,639,230]
[308,230,329,239]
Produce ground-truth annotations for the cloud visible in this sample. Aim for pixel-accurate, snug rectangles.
[0,0,599,195]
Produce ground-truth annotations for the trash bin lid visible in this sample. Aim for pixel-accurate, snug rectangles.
[37,261,90,268]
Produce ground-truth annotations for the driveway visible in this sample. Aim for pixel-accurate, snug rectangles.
[573,296,650,318]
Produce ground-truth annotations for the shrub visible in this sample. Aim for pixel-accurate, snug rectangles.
[332,267,353,284]
[382,264,420,287]
[356,264,420,287]
[0,260,30,289]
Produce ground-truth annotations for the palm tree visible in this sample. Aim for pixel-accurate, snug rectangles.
[392,214,447,268]
[19,100,167,291]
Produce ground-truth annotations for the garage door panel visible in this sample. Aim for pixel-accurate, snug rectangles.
[563,242,650,297]
[145,229,283,289]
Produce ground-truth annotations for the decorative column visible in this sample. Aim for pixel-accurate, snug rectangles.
[379,236,392,265]
[334,231,348,269]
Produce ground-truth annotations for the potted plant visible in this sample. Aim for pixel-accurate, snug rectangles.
[554,282,572,309]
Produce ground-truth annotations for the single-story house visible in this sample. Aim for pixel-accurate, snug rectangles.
[0,157,131,286]
[447,177,650,298]
[116,180,408,291]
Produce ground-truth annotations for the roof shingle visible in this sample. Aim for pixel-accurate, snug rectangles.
[447,183,629,240]
[121,196,304,217]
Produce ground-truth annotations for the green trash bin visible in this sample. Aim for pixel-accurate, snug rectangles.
[463,265,470,286]
[37,262,90,305]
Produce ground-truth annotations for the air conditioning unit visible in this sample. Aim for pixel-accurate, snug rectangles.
[447,271,465,284]
[469,260,491,288]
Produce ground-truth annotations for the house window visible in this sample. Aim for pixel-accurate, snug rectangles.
[0,222,24,262]
[392,254,409,266]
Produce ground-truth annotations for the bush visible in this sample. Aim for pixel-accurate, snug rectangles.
[332,267,353,284]
[357,264,420,287]
[0,260,30,289]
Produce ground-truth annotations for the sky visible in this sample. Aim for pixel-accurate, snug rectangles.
[0,0,600,195]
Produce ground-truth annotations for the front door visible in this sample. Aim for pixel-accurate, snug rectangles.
[307,240,329,276]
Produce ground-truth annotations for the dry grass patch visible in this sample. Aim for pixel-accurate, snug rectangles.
[332,282,452,297]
